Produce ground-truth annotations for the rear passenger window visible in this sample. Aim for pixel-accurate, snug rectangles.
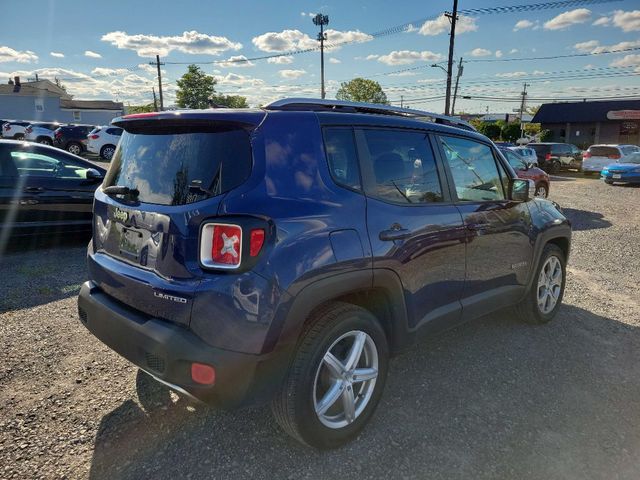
[438,136,505,202]
[360,129,443,204]
[323,128,360,190]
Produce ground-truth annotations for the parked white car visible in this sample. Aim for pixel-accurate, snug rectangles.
[87,126,123,160]
[508,146,538,166]
[2,121,31,139]
[582,144,640,174]
[24,122,63,146]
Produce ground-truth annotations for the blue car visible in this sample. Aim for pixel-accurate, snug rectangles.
[77,98,571,449]
[601,152,640,185]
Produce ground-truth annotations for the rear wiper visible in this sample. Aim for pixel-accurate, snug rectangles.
[103,185,139,197]
[188,179,215,197]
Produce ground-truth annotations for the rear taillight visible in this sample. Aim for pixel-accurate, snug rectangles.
[250,229,265,257]
[4,125,10,131]
[201,223,243,268]
[545,153,551,161]
[89,134,100,139]
[25,127,32,134]
[583,151,591,159]
[55,130,62,138]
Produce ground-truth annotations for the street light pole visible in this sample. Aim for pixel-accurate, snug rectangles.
[313,13,329,99]
[444,0,459,116]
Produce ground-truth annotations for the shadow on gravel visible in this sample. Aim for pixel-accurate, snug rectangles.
[0,235,90,312]
[88,305,640,480]
[561,208,612,231]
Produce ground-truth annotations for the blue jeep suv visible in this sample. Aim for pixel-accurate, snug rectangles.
[78,99,571,449]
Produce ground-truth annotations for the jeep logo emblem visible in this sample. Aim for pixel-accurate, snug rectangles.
[113,208,129,223]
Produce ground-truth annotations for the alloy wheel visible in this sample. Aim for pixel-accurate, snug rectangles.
[68,144,81,155]
[313,330,379,429]
[537,255,563,314]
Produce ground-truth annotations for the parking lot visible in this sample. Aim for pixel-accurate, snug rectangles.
[1,174,639,479]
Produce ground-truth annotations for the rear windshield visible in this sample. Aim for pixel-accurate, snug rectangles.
[589,146,620,156]
[103,126,251,205]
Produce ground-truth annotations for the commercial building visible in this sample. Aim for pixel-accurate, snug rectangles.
[532,99,640,147]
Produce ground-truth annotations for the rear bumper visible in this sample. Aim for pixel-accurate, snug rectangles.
[78,281,279,408]
[602,172,640,183]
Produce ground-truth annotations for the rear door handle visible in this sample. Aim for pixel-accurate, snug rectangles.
[24,186,44,193]
[379,227,412,242]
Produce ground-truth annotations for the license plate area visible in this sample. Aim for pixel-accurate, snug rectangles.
[119,227,143,259]
[613,174,622,179]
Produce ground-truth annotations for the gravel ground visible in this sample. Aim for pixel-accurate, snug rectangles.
[1,175,639,480]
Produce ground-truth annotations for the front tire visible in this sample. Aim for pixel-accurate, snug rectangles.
[515,244,566,324]
[534,182,548,198]
[272,302,389,449]
[37,137,52,146]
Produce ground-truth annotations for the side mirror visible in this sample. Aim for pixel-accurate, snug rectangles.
[510,178,535,202]
[86,168,104,181]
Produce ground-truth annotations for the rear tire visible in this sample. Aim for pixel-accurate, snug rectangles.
[549,160,561,174]
[14,134,24,140]
[271,302,389,449]
[100,144,116,161]
[37,137,52,146]
[66,142,82,155]
[514,244,566,325]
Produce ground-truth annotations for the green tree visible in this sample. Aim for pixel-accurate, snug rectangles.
[210,94,249,108]
[501,121,522,142]
[539,129,553,142]
[126,103,156,114]
[476,122,501,140]
[336,78,388,104]
[176,64,217,109]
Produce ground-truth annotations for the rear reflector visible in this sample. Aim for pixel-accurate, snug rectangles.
[250,229,265,257]
[200,223,242,269]
[583,151,591,159]
[191,363,216,385]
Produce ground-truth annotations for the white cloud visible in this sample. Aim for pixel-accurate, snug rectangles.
[267,56,294,64]
[0,46,38,63]
[91,67,129,76]
[84,50,102,58]
[419,14,477,36]
[513,19,534,31]
[510,48,519,54]
[496,71,527,78]
[533,70,546,75]
[365,54,379,60]
[324,29,373,47]
[610,54,640,67]
[584,64,595,69]
[102,30,242,57]
[544,8,591,30]
[217,72,265,87]
[495,50,503,58]
[376,49,443,65]
[252,29,316,52]
[592,16,611,26]
[574,40,600,52]
[328,57,341,64]
[50,52,65,58]
[388,71,418,77]
[217,55,254,68]
[278,69,306,79]
[470,48,492,57]
[611,9,640,32]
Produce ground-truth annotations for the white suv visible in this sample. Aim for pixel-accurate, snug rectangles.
[87,126,123,160]
[24,122,63,145]
[583,144,640,174]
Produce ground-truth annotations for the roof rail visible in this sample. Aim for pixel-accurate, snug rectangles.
[264,98,476,132]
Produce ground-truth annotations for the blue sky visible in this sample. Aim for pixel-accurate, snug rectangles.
[1,0,639,113]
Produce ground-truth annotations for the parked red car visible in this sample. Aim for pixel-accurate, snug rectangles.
[499,147,551,198]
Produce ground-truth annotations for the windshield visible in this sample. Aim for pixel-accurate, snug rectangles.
[103,126,251,205]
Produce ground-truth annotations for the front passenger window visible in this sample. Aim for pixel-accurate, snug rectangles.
[438,136,505,202]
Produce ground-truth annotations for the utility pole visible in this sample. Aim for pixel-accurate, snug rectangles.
[313,13,329,99]
[400,95,404,108]
[148,55,165,111]
[519,82,530,141]
[152,86,158,111]
[450,57,464,116]
[444,0,459,116]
